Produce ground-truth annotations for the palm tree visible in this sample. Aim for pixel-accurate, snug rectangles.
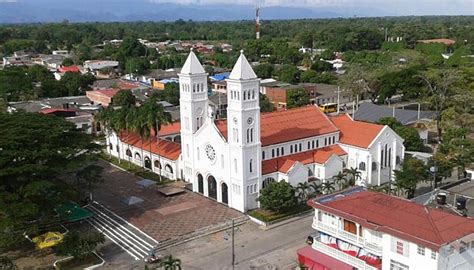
[296,182,311,202]
[160,255,182,270]
[96,107,114,159]
[111,107,128,164]
[130,108,149,168]
[321,182,336,194]
[141,97,171,180]
[309,181,321,198]
[344,167,361,187]
[332,171,347,190]
[125,106,138,168]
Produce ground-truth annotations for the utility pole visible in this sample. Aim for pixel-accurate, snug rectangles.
[231,219,235,270]
[336,86,341,114]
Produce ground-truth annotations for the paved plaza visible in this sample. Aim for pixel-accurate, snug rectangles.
[93,159,245,243]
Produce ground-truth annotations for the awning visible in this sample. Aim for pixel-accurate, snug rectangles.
[297,246,353,270]
[55,202,94,222]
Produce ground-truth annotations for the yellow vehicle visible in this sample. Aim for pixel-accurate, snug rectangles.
[32,231,64,250]
[318,103,338,113]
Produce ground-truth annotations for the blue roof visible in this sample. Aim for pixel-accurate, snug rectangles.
[159,78,179,84]
[210,72,230,81]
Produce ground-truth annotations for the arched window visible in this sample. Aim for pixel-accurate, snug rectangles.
[262,177,275,189]
[126,149,132,157]
[109,143,113,150]
[154,160,162,169]
[307,141,311,149]
[252,89,255,99]
[165,164,173,173]
[262,151,265,160]
[250,128,254,142]
[359,162,366,171]
[246,129,250,143]
[290,145,293,153]
[134,152,141,161]
[201,83,204,92]
[197,83,200,92]
[243,91,246,100]
[281,146,284,155]
[193,84,196,93]
[249,159,253,173]
[372,162,377,171]
[276,148,280,156]
[272,149,275,158]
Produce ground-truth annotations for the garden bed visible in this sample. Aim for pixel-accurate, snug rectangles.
[55,253,103,270]
[100,153,172,185]
[248,204,312,224]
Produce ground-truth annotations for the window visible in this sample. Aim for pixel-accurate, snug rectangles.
[372,161,377,171]
[290,145,293,153]
[359,162,366,171]
[312,141,315,148]
[417,245,425,256]
[249,159,253,173]
[109,143,113,150]
[272,149,275,158]
[396,241,404,255]
[299,143,302,151]
[281,147,284,155]
[307,141,311,149]
[250,128,254,142]
[262,151,265,160]
[316,140,319,148]
[333,136,336,144]
[390,260,409,270]
[431,251,436,260]
[388,148,392,167]
[276,148,280,156]
[324,138,327,146]
[164,164,173,173]
[262,177,275,189]
[243,91,246,100]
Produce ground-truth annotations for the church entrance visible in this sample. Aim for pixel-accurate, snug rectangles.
[197,174,204,194]
[221,183,228,205]
[207,175,217,200]
[144,157,151,170]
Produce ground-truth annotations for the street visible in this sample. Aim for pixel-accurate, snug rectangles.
[166,214,313,270]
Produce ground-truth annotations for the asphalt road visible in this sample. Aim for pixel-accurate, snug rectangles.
[166,214,313,270]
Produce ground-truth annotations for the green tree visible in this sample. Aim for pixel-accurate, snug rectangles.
[300,70,318,83]
[62,58,74,66]
[257,181,297,213]
[76,164,104,200]
[286,88,310,109]
[160,255,182,270]
[61,72,95,96]
[125,57,150,75]
[311,60,332,72]
[277,65,300,84]
[253,63,274,79]
[296,182,311,203]
[54,231,105,259]
[332,171,348,190]
[259,93,274,113]
[309,181,321,198]
[343,167,361,187]
[112,90,136,107]
[321,182,336,194]
[394,157,428,198]
[0,112,99,251]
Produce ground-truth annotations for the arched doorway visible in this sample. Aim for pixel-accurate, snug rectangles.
[221,182,228,205]
[144,157,151,170]
[207,175,217,200]
[197,174,204,194]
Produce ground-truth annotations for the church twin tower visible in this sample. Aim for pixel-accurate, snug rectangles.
[178,50,261,212]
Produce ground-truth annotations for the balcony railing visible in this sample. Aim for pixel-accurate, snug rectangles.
[312,217,383,255]
[312,240,380,270]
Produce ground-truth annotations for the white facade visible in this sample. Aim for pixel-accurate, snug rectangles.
[312,208,474,270]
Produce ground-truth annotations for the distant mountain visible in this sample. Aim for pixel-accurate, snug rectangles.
[0,0,395,23]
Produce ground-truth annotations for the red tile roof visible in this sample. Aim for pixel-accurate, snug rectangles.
[118,132,181,160]
[58,66,80,73]
[262,145,346,175]
[309,189,474,251]
[329,114,383,148]
[216,106,339,146]
[88,89,119,98]
[39,108,76,114]
[417,38,456,46]
[158,121,181,136]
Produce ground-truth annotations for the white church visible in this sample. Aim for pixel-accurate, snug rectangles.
[107,50,405,213]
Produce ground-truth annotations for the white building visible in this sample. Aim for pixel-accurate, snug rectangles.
[106,51,404,213]
[299,187,474,270]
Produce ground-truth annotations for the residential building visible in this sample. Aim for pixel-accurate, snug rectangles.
[86,89,120,107]
[39,108,95,134]
[106,51,404,213]
[264,83,317,110]
[299,187,474,270]
[84,60,119,78]
[208,92,228,119]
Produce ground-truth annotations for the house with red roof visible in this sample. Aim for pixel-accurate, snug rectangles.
[105,51,404,213]
[86,89,120,106]
[299,187,474,270]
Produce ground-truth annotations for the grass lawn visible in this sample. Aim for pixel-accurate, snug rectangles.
[56,253,102,270]
[249,204,312,223]
[100,153,173,185]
